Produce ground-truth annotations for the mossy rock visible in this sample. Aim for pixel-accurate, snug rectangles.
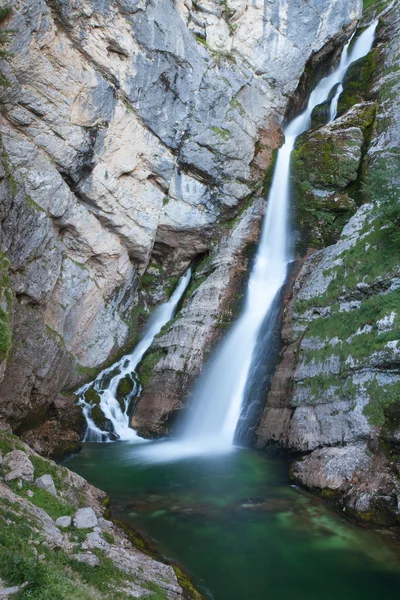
[0,251,12,361]
[117,375,135,400]
[292,126,363,190]
[137,350,167,388]
[116,374,139,415]
[90,405,107,430]
[310,99,331,129]
[337,51,376,115]
[83,388,101,405]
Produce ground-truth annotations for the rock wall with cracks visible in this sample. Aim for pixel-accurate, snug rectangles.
[256,0,400,527]
[0,0,361,451]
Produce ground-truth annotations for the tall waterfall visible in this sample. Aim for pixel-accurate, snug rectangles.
[77,268,191,442]
[134,21,378,463]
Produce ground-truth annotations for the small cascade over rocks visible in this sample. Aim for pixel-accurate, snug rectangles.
[77,268,191,442]
[133,20,378,464]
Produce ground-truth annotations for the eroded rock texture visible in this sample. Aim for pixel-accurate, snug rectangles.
[257,0,400,526]
[0,0,361,448]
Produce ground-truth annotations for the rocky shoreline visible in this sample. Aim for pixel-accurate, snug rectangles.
[0,431,201,599]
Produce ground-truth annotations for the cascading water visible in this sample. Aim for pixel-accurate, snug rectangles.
[77,268,191,442]
[133,20,378,463]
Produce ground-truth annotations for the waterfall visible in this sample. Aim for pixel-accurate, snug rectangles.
[132,20,378,463]
[77,268,192,442]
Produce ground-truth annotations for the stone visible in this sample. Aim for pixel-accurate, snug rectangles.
[35,474,57,497]
[55,516,72,529]
[73,507,98,529]
[98,517,114,529]
[82,531,110,552]
[3,451,34,483]
[74,553,100,567]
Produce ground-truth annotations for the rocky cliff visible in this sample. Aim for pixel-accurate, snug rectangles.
[0,0,361,449]
[256,0,400,526]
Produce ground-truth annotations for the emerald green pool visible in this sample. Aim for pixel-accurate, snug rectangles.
[69,442,400,600]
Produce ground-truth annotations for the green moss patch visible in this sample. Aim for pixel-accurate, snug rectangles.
[138,350,167,387]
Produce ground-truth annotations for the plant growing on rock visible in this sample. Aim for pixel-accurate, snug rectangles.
[0,5,12,87]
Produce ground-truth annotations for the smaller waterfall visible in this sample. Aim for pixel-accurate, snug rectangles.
[77,268,191,442]
[330,83,343,122]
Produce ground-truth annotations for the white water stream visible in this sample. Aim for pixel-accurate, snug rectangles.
[77,268,191,442]
[132,21,378,463]
[78,21,377,456]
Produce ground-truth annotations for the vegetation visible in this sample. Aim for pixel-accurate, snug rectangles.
[0,252,12,361]
[137,349,167,387]
[0,5,12,87]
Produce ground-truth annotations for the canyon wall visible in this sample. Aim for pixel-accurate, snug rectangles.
[0,0,361,450]
[256,0,400,526]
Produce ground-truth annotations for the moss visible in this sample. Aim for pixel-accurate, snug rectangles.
[337,51,377,115]
[210,126,231,141]
[363,379,400,427]
[76,364,98,379]
[0,306,11,360]
[0,5,12,87]
[83,388,100,405]
[0,251,12,361]
[103,531,115,545]
[137,349,167,387]
[362,0,391,20]
[173,566,203,600]
[0,432,25,454]
[30,455,66,490]
[24,194,46,214]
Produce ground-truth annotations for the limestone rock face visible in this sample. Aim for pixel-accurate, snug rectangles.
[257,2,400,525]
[0,0,360,446]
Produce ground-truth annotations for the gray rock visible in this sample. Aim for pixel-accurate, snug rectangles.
[73,507,98,529]
[3,450,34,483]
[98,517,113,529]
[82,531,110,552]
[55,516,72,528]
[74,553,100,567]
[35,474,57,497]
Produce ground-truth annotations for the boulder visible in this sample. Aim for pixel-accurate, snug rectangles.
[35,474,57,497]
[73,507,98,529]
[3,450,34,483]
[82,531,110,552]
[55,516,72,528]
[74,553,100,567]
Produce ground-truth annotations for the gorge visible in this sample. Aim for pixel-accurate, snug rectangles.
[1,0,400,598]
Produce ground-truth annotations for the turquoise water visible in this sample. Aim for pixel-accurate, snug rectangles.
[69,443,400,600]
